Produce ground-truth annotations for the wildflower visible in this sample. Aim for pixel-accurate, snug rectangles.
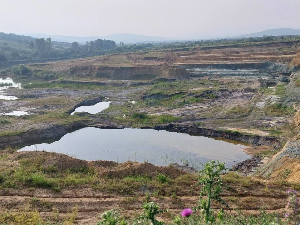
[287,189,297,194]
[181,208,193,217]
[285,213,289,218]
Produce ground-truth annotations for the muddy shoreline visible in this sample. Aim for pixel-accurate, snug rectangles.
[154,123,282,148]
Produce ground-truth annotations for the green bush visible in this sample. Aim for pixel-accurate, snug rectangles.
[11,65,31,76]
[131,113,149,120]
[98,210,127,225]
[265,103,295,116]
[156,174,169,184]
[157,115,178,123]
[24,173,57,189]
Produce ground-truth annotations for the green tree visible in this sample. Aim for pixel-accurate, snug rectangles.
[34,38,46,57]
[29,41,34,49]
[71,42,79,51]
[45,38,52,54]
[0,53,7,63]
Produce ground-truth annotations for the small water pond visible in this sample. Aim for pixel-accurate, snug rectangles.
[3,111,29,116]
[19,128,250,168]
[0,78,21,100]
[71,101,111,115]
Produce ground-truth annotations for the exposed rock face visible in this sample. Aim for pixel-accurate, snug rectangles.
[179,62,274,70]
[283,71,300,105]
[260,141,300,181]
[231,156,262,174]
[294,108,300,140]
[68,65,189,80]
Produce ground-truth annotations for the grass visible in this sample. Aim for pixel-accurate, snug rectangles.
[275,84,287,96]
[112,112,180,127]
[23,81,111,90]
[265,103,296,116]
[0,119,11,125]
[259,87,274,95]
[226,105,253,118]
[0,149,296,224]
[140,80,219,109]
[223,172,257,187]
[0,156,97,191]
[295,78,300,87]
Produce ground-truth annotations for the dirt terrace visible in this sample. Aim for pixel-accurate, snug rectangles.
[0,151,294,224]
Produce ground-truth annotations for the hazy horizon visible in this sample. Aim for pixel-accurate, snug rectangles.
[1,0,300,39]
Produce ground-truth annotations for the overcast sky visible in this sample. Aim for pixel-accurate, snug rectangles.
[0,0,300,38]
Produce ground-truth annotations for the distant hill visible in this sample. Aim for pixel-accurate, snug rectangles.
[235,28,300,38]
[27,33,171,44]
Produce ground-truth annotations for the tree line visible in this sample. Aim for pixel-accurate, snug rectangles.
[0,33,118,65]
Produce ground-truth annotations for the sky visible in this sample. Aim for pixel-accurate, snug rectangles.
[0,0,300,39]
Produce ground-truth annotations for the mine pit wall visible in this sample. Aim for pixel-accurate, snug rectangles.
[154,124,282,149]
[68,65,189,80]
[178,62,274,70]
[179,62,290,77]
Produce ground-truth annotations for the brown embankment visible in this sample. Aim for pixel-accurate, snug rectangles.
[154,124,282,148]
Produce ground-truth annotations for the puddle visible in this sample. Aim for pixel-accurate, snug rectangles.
[4,111,29,116]
[186,68,262,77]
[71,101,111,115]
[0,78,21,100]
[19,128,250,168]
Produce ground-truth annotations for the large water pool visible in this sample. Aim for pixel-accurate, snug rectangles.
[19,128,250,168]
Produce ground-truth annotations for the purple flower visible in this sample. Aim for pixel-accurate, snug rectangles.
[287,189,297,194]
[285,213,289,218]
[181,208,193,217]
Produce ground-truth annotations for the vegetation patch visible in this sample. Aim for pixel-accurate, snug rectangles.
[265,103,296,116]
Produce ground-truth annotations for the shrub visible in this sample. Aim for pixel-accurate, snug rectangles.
[197,161,228,223]
[265,103,295,116]
[157,115,178,123]
[98,209,127,225]
[137,202,166,225]
[131,113,149,120]
[11,65,31,76]
[156,174,168,184]
[24,173,57,189]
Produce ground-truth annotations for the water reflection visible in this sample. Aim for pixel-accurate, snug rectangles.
[19,128,250,168]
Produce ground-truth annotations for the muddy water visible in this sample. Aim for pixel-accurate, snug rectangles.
[19,128,250,168]
[0,78,21,100]
[71,102,111,115]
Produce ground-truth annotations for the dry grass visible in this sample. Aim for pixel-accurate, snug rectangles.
[291,53,300,67]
